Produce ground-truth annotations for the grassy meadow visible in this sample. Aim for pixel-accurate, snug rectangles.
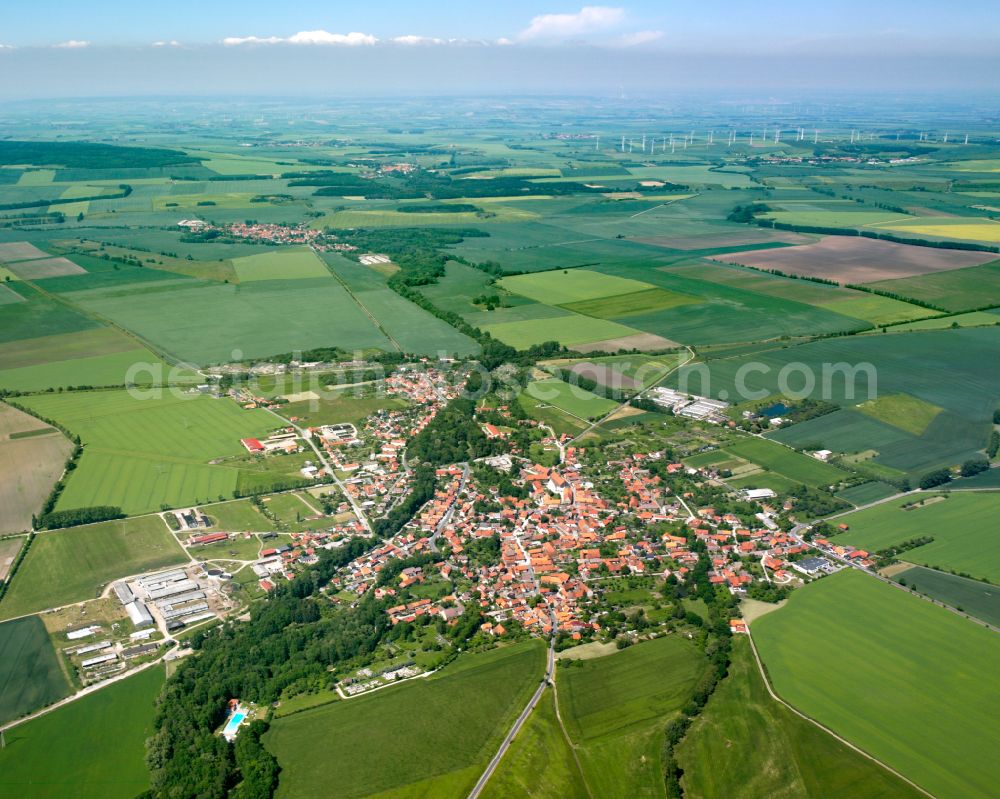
[0,515,187,619]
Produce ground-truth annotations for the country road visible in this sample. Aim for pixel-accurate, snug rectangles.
[262,406,372,532]
[569,345,695,445]
[0,643,180,734]
[790,523,1000,634]
[467,639,556,799]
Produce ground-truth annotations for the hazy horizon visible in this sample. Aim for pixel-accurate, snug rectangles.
[1,1,998,99]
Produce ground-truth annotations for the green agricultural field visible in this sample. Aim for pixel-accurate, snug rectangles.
[0,665,163,799]
[231,248,331,282]
[481,313,641,349]
[200,499,273,532]
[0,281,100,345]
[677,637,925,799]
[0,616,71,725]
[597,261,869,345]
[854,393,943,435]
[482,690,589,799]
[669,259,930,326]
[543,353,678,392]
[673,327,1000,476]
[865,260,1000,313]
[420,261,512,315]
[816,294,936,325]
[558,636,706,799]
[264,641,546,799]
[0,347,169,392]
[517,391,590,438]
[350,286,480,356]
[16,391,280,515]
[724,438,847,488]
[524,378,619,421]
[874,217,1000,244]
[0,283,25,303]
[499,269,656,305]
[728,471,804,496]
[885,310,1000,331]
[951,466,1000,488]
[762,209,912,229]
[0,326,146,372]
[464,302,568,329]
[188,532,262,561]
[15,170,55,186]
[58,450,246,516]
[770,408,909,456]
[752,570,1000,799]
[836,481,900,506]
[278,391,408,428]
[893,565,1000,627]
[0,515,187,619]
[683,448,747,471]
[829,493,1000,583]
[625,164,753,188]
[61,278,394,365]
[315,203,535,229]
[560,287,701,318]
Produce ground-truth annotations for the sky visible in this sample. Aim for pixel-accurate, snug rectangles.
[0,1,998,98]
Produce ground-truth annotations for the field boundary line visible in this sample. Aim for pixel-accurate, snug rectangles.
[20,275,189,368]
[317,248,402,352]
[628,194,695,219]
[744,628,936,799]
[550,658,595,799]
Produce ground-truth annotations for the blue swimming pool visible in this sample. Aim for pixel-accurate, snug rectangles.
[222,711,246,737]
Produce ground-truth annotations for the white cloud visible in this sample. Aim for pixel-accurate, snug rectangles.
[223,35,283,46]
[287,30,377,46]
[53,40,90,49]
[520,6,624,40]
[495,37,515,46]
[0,44,14,50]
[614,30,663,46]
[392,35,445,46]
[152,40,182,48]
[223,30,377,47]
